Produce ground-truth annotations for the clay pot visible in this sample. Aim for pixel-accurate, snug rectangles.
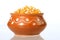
[7,13,46,35]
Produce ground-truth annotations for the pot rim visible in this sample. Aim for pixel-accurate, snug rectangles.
[11,13,43,16]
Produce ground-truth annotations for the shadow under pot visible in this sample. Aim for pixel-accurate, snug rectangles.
[7,13,46,35]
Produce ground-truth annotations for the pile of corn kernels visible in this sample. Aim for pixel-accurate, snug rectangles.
[14,6,41,14]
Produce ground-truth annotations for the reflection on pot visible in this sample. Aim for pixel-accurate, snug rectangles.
[11,35,44,40]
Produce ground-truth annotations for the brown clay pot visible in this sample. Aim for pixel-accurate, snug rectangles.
[7,13,46,35]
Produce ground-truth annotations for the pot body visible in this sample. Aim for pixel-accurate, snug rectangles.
[7,14,46,35]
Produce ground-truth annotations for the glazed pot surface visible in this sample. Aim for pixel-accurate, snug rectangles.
[7,14,46,35]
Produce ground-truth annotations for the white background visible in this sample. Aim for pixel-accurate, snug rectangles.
[0,0,60,40]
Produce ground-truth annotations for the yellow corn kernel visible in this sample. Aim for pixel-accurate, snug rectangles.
[17,9,20,13]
